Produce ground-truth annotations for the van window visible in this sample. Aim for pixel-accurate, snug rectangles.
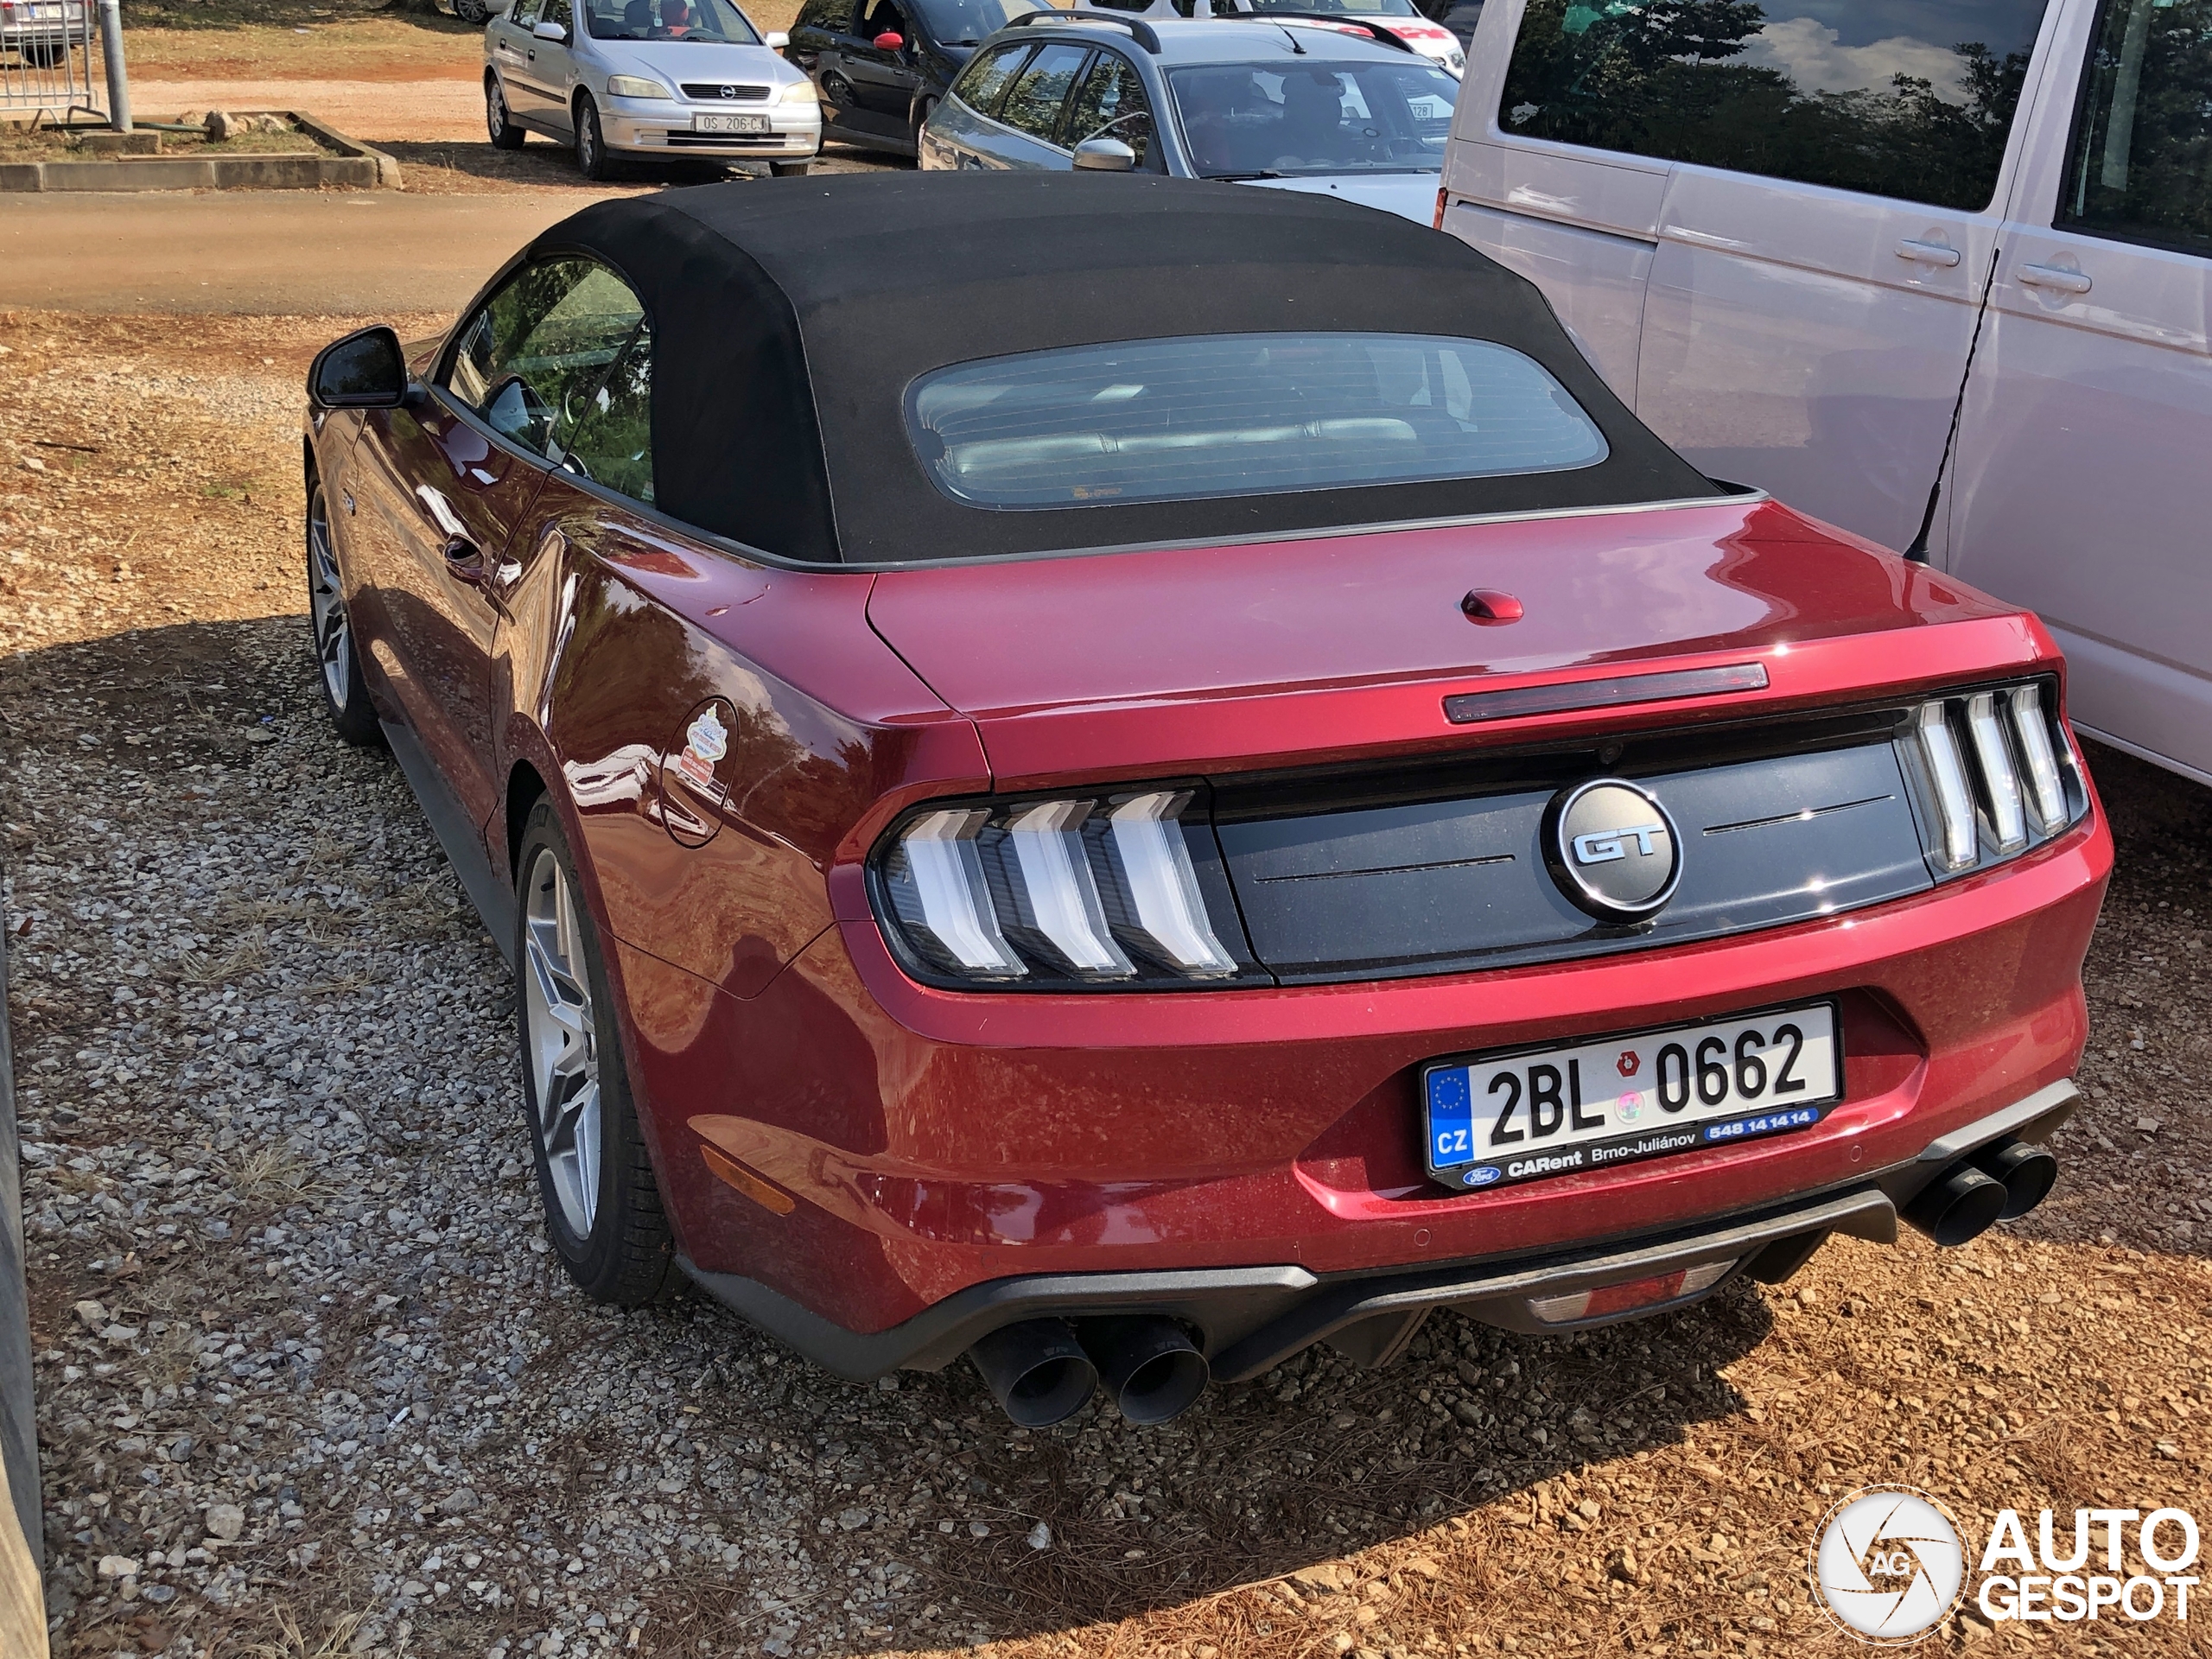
[1499,0,2050,212]
[2060,0,2212,255]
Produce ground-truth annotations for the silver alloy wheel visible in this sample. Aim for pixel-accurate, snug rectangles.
[487,80,506,138]
[308,489,352,710]
[523,847,602,1237]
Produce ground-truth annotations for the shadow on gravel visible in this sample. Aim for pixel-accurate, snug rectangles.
[373,137,751,192]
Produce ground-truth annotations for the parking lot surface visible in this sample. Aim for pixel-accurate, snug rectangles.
[3,314,2209,1659]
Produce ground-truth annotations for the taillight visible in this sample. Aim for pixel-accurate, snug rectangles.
[874,788,1243,988]
[1902,679,2086,878]
[1433,185,1448,232]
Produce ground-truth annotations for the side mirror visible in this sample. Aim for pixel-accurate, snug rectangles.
[765,27,789,46]
[1071,134,1138,171]
[533,17,569,40]
[872,29,904,48]
[308,325,410,410]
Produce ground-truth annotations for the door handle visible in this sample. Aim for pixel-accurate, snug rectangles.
[2017,262,2092,295]
[443,536,487,582]
[1895,238,1961,267]
[526,47,537,59]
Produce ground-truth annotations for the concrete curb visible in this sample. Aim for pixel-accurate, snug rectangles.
[0,109,399,192]
[0,867,48,1656]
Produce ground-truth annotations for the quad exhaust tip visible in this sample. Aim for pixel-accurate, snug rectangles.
[969,1315,1210,1427]
[1082,1317,1209,1427]
[969,1319,1097,1429]
[1904,1136,2058,1246]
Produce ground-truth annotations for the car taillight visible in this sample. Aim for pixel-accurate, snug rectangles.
[1903,679,2086,877]
[875,788,1241,987]
[1433,185,1448,232]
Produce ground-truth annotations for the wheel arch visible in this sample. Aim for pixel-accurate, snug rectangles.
[505,757,550,882]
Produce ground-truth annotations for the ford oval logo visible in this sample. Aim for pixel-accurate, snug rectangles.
[1462,1165,1503,1187]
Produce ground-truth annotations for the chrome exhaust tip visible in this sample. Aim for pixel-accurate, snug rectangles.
[968,1319,1098,1428]
[1974,1138,2058,1220]
[1902,1162,2009,1247]
[1082,1316,1208,1426]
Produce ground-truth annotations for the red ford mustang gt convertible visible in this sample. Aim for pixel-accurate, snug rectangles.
[302,172,2108,1427]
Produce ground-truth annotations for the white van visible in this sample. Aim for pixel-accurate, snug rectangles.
[1439,0,2212,785]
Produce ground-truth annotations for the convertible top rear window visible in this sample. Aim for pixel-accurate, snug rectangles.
[909,334,1608,509]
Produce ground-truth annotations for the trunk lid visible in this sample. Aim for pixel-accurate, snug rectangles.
[864,498,2044,787]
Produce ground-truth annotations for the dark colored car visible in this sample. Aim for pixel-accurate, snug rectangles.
[302,173,2107,1428]
[785,0,1040,156]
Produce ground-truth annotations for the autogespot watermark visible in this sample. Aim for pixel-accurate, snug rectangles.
[1808,1485,2202,1643]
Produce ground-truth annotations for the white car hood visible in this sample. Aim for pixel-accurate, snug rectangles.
[605,39,799,85]
[1237,172,1439,226]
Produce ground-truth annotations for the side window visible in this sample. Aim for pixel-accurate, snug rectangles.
[561,321,656,504]
[1065,48,1156,166]
[997,41,1090,143]
[512,0,543,25]
[1498,0,2050,212]
[795,0,855,30]
[951,41,1034,117]
[543,0,574,29]
[2061,0,2212,254]
[443,257,646,456]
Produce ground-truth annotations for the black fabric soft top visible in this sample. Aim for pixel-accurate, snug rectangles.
[534,172,1719,565]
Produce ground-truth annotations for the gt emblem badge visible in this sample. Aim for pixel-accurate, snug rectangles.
[1617,1051,1640,1077]
[1544,779,1682,922]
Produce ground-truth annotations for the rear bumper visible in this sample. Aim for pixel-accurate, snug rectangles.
[618,803,2106,1342]
[680,1079,2075,1379]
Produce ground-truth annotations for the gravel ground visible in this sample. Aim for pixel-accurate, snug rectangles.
[3,312,2209,1659]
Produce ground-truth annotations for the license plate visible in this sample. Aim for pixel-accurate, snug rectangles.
[1422,1001,1842,1191]
[693,112,768,133]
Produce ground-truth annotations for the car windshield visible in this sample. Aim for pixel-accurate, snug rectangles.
[907,332,1608,508]
[1167,58,1456,178]
[586,0,760,42]
[1241,0,1422,16]
[914,0,1039,43]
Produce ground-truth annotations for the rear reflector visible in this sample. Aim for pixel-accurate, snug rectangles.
[1528,1258,1734,1325]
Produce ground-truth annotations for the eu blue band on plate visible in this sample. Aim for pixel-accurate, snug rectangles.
[1427,1068,1474,1166]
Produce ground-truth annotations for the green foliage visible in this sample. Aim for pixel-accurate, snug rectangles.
[2065,0,2212,253]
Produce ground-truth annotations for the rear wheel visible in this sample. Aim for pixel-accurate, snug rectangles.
[454,0,491,21]
[574,92,617,180]
[22,41,62,67]
[306,479,380,747]
[769,158,810,177]
[486,74,525,147]
[515,800,676,1305]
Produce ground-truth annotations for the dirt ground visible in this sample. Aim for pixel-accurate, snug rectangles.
[2,309,2209,1659]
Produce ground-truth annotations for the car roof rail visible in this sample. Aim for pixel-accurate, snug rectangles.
[1216,10,1419,53]
[1009,8,1161,51]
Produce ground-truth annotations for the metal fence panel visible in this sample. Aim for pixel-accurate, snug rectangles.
[1,0,105,122]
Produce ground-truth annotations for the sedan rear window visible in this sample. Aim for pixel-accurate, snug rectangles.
[906,332,1608,509]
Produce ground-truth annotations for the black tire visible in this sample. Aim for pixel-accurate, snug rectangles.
[305,477,381,747]
[514,799,677,1306]
[486,74,525,147]
[911,95,936,150]
[769,158,811,177]
[574,93,617,180]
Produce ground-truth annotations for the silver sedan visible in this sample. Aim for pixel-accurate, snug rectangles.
[485,0,823,178]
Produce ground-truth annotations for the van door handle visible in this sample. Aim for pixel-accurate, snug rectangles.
[1896,238,1961,267]
[2017,262,2093,295]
